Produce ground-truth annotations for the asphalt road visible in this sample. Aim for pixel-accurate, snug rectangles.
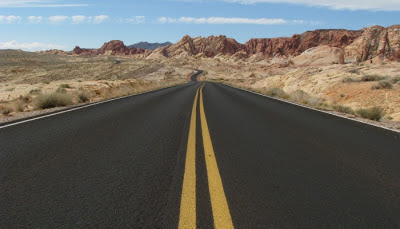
[1,78,400,228]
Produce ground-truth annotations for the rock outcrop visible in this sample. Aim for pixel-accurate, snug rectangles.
[150,35,246,58]
[292,45,345,66]
[345,25,400,62]
[245,29,362,58]
[72,40,150,56]
[67,25,400,62]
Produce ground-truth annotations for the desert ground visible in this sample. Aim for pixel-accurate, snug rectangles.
[0,50,192,122]
[1,49,400,130]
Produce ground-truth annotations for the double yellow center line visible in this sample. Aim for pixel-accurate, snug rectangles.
[179,83,234,229]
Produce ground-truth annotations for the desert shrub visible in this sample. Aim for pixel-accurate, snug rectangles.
[371,80,393,90]
[56,87,67,94]
[78,91,92,103]
[1,105,13,115]
[356,107,384,121]
[289,90,324,108]
[60,84,71,88]
[43,80,50,84]
[29,89,41,94]
[264,87,288,98]
[361,74,386,82]
[390,76,400,84]
[5,87,15,91]
[348,69,360,74]
[34,92,73,109]
[342,77,359,83]
[333,105,354,114]
[13,100,25,112]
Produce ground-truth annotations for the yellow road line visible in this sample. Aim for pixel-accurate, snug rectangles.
[178,85,201,229]
[199,84,234,229]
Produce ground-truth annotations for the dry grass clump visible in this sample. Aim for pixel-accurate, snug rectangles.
[77,91,92,103]
[29,89,41,95]
[332,105,354,114]
[255,87,289,99]
[34,92,73,109]
[390,76,400,84]
[342,76,359,83]
[1,105,14,115]
[264,87,289,99]
[14,100,25,112]
[348,69,360,74]
[361,74,387,82]
[289,90,325,108]
[356,107,384,121]
[371,80,393,90]
[59,84,72,89]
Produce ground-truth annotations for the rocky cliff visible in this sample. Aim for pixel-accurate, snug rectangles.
[245,29,362,58]
[72,40,150,56]
[149,35,246,58]
[345,25,400,62]
[68,25,400,62]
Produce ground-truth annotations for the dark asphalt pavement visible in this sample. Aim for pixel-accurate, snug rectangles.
[1,79,400,228]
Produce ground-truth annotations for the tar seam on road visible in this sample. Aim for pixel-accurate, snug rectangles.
[222,83,400,134]
[199,84,234,229]
[178,85,201,229]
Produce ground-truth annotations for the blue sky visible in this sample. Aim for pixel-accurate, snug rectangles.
[0,0,399,51]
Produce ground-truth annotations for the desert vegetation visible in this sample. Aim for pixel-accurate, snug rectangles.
[0,50,191,121]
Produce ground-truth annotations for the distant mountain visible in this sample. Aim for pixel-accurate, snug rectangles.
[128,42,172,51]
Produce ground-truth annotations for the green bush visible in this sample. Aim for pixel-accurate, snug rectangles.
[356,107,384,121]
[34,92,73,109]
[371,80,393,90]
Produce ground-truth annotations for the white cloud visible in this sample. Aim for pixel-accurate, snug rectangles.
[158,17,297,25]
[27,16,42,23]
[48,15,68,23]
[223,0,400,11]
[125,16,146,24]
[93,15,109,24]
[0,0,88,7]
[0,40,65,51]
[71,15,86,24]
[0,15,22,23]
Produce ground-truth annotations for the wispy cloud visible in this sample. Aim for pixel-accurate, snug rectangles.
[222,0,400,11]
[157,17,314,25]
[93,15,109,24]
[27,15,43,23]
[71,15,86,24]
[0,40,65,51]
[0,15,110,24]
[124,16,146,24]
[0,0,88,8]
[48,15,68,23]
[0,15,22,23]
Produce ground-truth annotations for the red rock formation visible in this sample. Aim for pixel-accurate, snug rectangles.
[154,35,246,58]
[72,46,97,55]
[97,40,136,55]
[72,40,149,56]
[245,29,362,58]
[345,25,400,62]
[68,25,400,62]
